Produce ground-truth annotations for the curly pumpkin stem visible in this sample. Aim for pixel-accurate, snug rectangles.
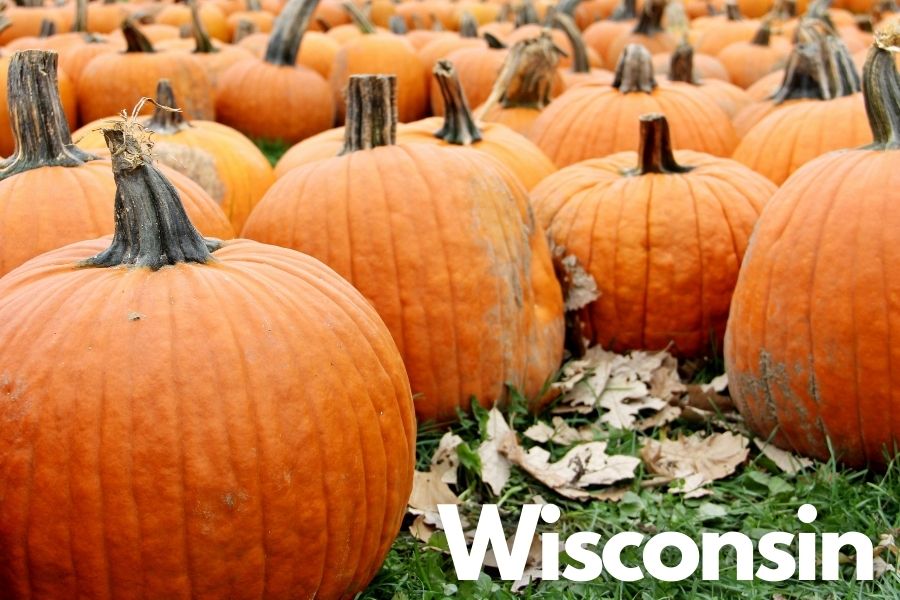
[433,60,482,145]
[264,0,321,66]
[631,113,693,175]
[863,30,900,149]
[341,75,397,154]
[81,121,220,270]
[122,18,155,52]
[233,18,257,42]
[613,43,657,93]
[668,42,697,83]
[554,12,590,74]
[478,31,562,115]
[146,80,188,134]
[611,0,637,21]
[343,1,376,33]
[633,0,666,34]
[0,51,96,181]
[459,11,478,37]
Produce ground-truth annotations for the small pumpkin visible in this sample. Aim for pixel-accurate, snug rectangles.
[532,112,775,356]
[717,19,791,88]
[244,75,565,423]
[604,0,675,66]
[77,18,215,123]
[226,0,275,37]
[530,44,738,166]
[694,1,758,56]
[666,42,753,117]
[215,0,335,143]
[155,0,230,41]
[725,31,900,468]
[582,0,638,63]
[0,1,66,45]
[0,111,414,598]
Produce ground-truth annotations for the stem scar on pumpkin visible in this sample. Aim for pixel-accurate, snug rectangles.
[79,98,222,271]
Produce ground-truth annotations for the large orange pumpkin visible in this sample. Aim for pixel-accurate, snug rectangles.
[530,44,738,166]
[0,50,232,277]
[215,0,335,142]
[77,18,215,123]
[532,113,775,356]
[244,75,565,423]
[725,34,900,468]
[0,117,415,599]
[74,79,274,232]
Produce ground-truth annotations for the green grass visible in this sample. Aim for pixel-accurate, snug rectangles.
[358,396,900,599]
[256,138,290,167]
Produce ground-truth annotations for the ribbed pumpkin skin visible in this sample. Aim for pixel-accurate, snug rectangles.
[243,144,564,422]
[74,120,275,232]
[0,238,415,599]
[530,82,738,166]
[532,150,775,356]
[732,94,871,184]
[725,150,900,468]
[0,161,234,277]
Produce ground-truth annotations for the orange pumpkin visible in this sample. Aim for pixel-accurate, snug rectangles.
[604,0,675,66]
[216,0,335,143]
[652,50,730,82]
[0,116,414,598]
[530,44,738,166]
[155,0,230,41]
[0,3,66,45]
[74,79,274,232]
[725,35,900,468]
[86,0,128,33]
[244,75,565,423]
[0,51,232,277]
[665,42,753,117]
[429,34,508,115]
[532,113,775,356]
[77,18,215,123]
[694,2,758,56]
[717,19,791,88]
[226,0,275,37]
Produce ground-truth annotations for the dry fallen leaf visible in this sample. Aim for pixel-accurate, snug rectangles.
[432,432,464,485]
[524,417,594,445]
[483,533,546,593]
[408,470,460,527]
[753,439,814,475]
[477,408,514,495]
[641,431,750,497]
[875,529,899,578]
[408,514,435,543]
[551,243,600,312]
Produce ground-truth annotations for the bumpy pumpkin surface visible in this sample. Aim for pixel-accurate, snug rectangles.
[725,34,900,468]
[0,119,415,599]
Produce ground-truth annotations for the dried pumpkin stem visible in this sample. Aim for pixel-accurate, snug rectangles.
[771,42,832,102]
[73,0,87,33]
[458,11,478,37]
[631,113,693,175]
[613,43,657,93]
[122,18,155,52]
[751,19,772,46]
[264,0,321,66]
[668,42,696,83]
[341,75,397,154]
[611,0,637,20]
[190,0,217,53]
[38,18,56,38]
[81,123,220,270]
[633,0,666,35]
[478,31,561,115]
[246,0,262,11]
[0,51,96,181]
[233,19,257,42]
[389,15,407,34]
[146,80,188,134]
[433,60,482,145]
[724,0,741,20]
[863,30,900,149]
[554,12,590,74]
[483,31,506,49]
[343,1,376,33]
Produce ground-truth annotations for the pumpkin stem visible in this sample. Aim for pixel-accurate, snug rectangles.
[233,18,257,42]
[613,43,657,93]
[751,18,772,46]
[0,51,96,181]
[340,74,397,154]
[246,0,262,11]
[81,120,220,270]
[343,1,376,33]
[633,0,666,35]
[433,60,483,145]
[611,0,637,21]
[668,42,697,83]
[389,14,407,33]
[862,28,900,149]
[264,0,320,66]
[554,12,590,74]
[478,31,562,116]
[122,18,155,52]
[483,31,507,49]
[38,18,56,37]
[772,26,860,103]
[73,0,87,33]
[631,113,693,175]
[0,15,10,35]
[146,80,189,134]
[515,0,540,26]
[431,13,444,31]
[557,0,582,16]
[459,11,478,37]
[724,0,742,20]
[189,0,217,53]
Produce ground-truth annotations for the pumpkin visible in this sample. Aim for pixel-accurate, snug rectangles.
[666,42,753,117]
[86,0,129,33]
[694,1,758,56]
[0,51,232,277]
[74,79,274,232]
[401,59,558,190]
[532,113,775,356]
[416,22,483,78]
[604,0,675,66]
[226,0,275,37]
[652,50,731,82]
[582,0,637,63]
[717,19,791,88]
[0,2,66,45]
[0,114,415,598]
[429,33,508,115]
[530,44,738,166]
[476,31,563,137]
[216,0,335,143]
[155,0,230,41]
[77,18,215,123]
[243,75,565,423]
[725,33,900,468]
[329,4,428,123]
